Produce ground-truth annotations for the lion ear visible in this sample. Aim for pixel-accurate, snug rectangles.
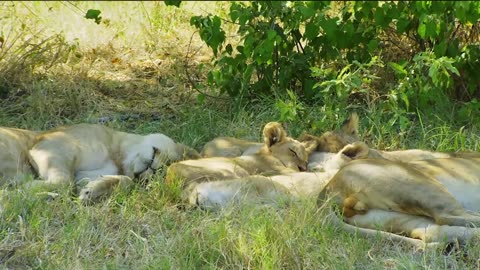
[302,140,318,154]
[341,112,359,136]
[339,142,369,159]
[176,143,201,160]
[263,122,287,147]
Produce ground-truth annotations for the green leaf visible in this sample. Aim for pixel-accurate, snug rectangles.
[164,1,181,7]
[267,30,277,40]
[351,75,362,88]
[388,62,407,78]
[430,1,447,14]
[190,16,200,27]
[196,93,205,104]
[443,61,460,76]
[425,20,438,38]
[373,7,385,26]
[243,65,254,83]
[367,39,378,53]
[321,18,338,42]
[85,9,102,24]
[191,16,225,56]
[417,22,426,39]
[338,64,352,79]
[85,9,101,19]
[229,2,242,22]
[454,3,467,23]
[304,22,318,40]
[396,17,410,34]
[400,92,410,110]
[434,41,447,58]
[236,45,244,54]
[399,115,410,132]
[298,6,316,20]
[447,38,460,57]
[310,67,322,78]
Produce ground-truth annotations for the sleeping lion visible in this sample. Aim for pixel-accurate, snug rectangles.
[27,123,200,203]
[0,127,38,185]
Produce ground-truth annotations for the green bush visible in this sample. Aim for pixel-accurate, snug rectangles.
[190,1,480,124]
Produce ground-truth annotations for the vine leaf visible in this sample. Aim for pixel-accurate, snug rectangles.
[164,1,181,7]
[85,9,102,24]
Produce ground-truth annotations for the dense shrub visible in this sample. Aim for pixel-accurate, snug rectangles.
[188,1,480,124]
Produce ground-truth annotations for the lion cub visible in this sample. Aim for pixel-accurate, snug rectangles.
[166,122,318,201]
[28,123,200,203]
[0,127,38,185]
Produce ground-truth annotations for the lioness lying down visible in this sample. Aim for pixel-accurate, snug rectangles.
[319,155,480,248]
[166,122,318,201]
[0,127,38,185]
[195,130,480,249]
[188,142,369,208]
[27,123,200,203]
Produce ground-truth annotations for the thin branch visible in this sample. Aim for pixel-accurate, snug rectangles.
[63,1,85,16]
[293,32,305,55]
[19,2,40,18]
[140,2,154,29]
[184,31,228,100]
[198,7,243,26]
[449,22,461,42]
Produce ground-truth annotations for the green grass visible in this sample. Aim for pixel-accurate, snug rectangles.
[1,1,480,269]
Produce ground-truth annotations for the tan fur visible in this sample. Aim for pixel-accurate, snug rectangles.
[27,123,198,203]
[303,112,472,162]
[326,209,445,250]
[188,142,370,209]
[167,122,318,201]
[319,156,480,246]
[201,116,359,158]
[301,113,480,248]
[201,122,287,158]
[78,175,134,204]
[177,143,202,160]
[0,127,38,185]
[197,112,480,248]
[367,148,452,161]
[201,137,262,158]
[262,122,286,147]
[299,113,359,153]
[198,113,480,248]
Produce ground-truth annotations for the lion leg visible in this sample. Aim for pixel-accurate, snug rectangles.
[186,180,244,209]
[342,196,368,218]
[346,209,480,246]
[328,209,437,250]
[188,176,290,210]
[432,212,480,228]
[78,175,134,204]
[27,149,74,191]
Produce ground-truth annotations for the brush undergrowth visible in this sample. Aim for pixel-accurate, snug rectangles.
[0,2,479,269]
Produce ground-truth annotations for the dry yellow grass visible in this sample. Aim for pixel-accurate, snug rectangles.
[0,1,233,129]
